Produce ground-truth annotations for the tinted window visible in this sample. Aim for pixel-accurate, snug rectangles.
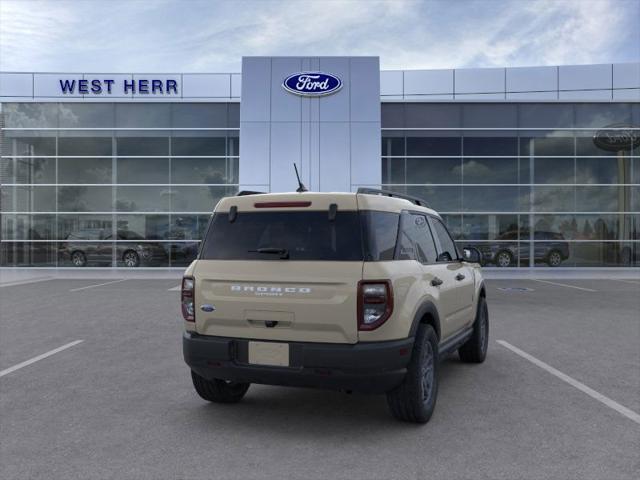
[397,213,438,263]
[430,217,458,261]
[361,211,399,261]
[201,211,363,261]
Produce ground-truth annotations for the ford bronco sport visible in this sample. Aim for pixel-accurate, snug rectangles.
[182,188,488,423]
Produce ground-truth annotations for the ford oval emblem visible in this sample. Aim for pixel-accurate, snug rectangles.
[200,304,215,312]
[282,72,342,97]
[593,124,640,152]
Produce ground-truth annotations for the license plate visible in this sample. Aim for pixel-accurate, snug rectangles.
[248,341,289,367]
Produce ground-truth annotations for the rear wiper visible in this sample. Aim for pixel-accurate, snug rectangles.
[248,247,290,259]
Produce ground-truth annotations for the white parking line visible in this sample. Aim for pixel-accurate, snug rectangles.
[532,279,596,292]
[69,279,127,292]
[168,285,181,291]
[611,279,640,286]
[497,340,640,426]
[0,340,84,378]
[0,277,54,288]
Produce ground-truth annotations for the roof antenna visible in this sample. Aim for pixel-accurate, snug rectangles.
[293,163,308,192]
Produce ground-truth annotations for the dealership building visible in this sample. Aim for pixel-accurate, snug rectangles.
[0,57,639,269]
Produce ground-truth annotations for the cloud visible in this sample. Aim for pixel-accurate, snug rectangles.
[0,0,638,72]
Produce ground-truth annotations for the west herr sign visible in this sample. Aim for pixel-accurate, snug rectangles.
[282,72,342,96]
[59,78,179,95]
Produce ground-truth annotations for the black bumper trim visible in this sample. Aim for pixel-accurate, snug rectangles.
[183,332,414,394]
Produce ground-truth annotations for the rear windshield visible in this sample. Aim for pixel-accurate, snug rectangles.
[200,211,364,261]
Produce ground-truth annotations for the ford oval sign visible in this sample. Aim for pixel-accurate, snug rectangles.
[593,124,640,152]
[282,72,342,97]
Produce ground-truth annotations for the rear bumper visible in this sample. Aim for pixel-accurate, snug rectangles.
[183,332,414,394]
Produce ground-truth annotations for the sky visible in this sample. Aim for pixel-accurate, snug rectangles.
[0,0,638,73]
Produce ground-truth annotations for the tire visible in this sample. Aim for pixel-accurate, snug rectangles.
[386,324,438,424]
[71,251,87,267]
[122,250,140,267]
[546,250,563,267]
[495,250,513,268]
[459,296,489,363]
[191,371,250,404]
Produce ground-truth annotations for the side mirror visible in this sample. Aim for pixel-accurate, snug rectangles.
[463,247,482,264]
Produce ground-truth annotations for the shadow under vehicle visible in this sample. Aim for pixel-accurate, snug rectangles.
[59,229,167,267]
[475,230,570,267]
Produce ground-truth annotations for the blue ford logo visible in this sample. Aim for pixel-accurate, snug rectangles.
[282,72,342,97]
[200,304,215,312]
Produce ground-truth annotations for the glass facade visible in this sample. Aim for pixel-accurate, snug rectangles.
[382,103,640,267]
[0,103,239,267]
[1,101,638,268]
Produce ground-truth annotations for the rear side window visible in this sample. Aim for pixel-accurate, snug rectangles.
[397,213,438,263]
[361,211,399,261]
[200,211,363,261]
[429,217,459,262]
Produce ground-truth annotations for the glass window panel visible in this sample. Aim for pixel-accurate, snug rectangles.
[566,242,640,267]
[1,185,56,212]
[462,214,519,240]
[533,186,575,212]
[382,157,405,185]
[115,186,170,212]
[169,242,200,267]
[576,157,628,184]
[1,242,58,267]
[227,135,239,157]
[59,241,114,267]
[115,104,171,128]
[58,186,112,212]
[228,103,240,127]
[171,158,230,184]
[462,105,517,128]
[171,137,226,156]
[58,158,112,183]
[464,137,518,156]
[171,104,227,128]
[632,186,640,212]
[440,214,462,240]
[116,215,170,240]
[114,242,168,267]
[116,137,169,156]
[533,157,575,184]
[1,214,55,240]
[406,157,461,184]
[2,103,58,128]
[381,136,404,156]
[58,214,113,240]
[58,104,114,128]
[518,104,574,129]
[403,185,462,212]
[429,217,458,261]
[117,158,169,184]
[463,186,524,212]
[461,241,522,268]
[520,135,574,156]
[574,104,632,128]
[534,214,636,241]
[406,136,461,156]
[0,157,56,184]
[463,158,518,184]
[575,186,627,212]
[1,136,56,156]
[381,103,405,128]
[397,213,437,263]
[576,136,619,157]
[58,137,112,156]
[405,104,461,128]
[170,186,236,212]
[168,215,211,241]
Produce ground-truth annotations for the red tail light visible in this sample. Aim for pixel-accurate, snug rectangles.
[357,280,393,331]
[181,276,195,322]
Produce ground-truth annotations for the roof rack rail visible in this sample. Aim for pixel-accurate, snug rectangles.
[356,187,429,208]
[237,190,266,196]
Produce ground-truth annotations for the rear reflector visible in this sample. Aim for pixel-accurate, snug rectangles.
[254,201,312,208]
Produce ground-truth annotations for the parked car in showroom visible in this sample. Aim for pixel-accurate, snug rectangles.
[476,230,570,267]
[59,229,167,267]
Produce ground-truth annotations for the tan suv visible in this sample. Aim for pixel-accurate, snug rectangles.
[182,188,488,423]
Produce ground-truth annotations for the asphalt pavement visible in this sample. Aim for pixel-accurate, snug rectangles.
[1,276,638,480]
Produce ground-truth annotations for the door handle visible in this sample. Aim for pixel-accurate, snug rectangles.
[431,277,443,287]
[455,273,466,281]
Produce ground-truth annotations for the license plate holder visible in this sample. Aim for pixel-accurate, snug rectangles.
[248,341,290,367]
